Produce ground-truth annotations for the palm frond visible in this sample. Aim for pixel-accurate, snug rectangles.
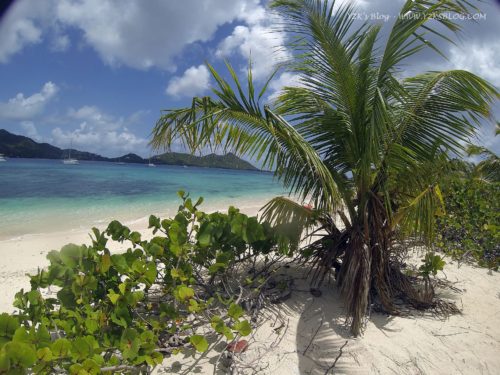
[378,0,478,84]
[261,196,318,225]
[392,183,446,241]
[151,62,341,211]
[467,144,500,183]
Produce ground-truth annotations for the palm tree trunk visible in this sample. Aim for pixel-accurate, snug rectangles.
[338,228,371,336]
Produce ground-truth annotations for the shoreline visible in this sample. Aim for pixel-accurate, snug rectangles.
[0,194,277,242]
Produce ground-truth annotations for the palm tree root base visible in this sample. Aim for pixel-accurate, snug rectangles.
[304,234,460,336]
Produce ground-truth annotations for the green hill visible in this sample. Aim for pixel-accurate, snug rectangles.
[0,129,258,171]
[152,152,257,170]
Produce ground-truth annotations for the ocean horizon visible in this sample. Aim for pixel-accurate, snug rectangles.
[0,158,284,240]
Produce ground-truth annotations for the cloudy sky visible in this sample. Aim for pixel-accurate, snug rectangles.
[0,0,498,157]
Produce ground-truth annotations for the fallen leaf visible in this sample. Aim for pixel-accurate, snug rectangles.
[227,339,249,353]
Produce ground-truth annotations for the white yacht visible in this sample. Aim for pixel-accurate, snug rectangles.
[63,158,79,165]
[63,142,79,164]
[0,154,6,162]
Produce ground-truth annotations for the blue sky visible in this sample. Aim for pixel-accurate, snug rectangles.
[0,0,498,158]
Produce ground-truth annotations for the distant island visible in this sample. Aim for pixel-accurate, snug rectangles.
[0,129,258,171]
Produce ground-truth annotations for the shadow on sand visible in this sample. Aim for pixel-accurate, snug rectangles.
[280,264,384,375]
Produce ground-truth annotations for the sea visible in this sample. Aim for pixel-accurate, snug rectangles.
[0,158,284,240]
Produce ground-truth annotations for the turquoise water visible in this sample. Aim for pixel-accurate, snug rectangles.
[0,159,283,239]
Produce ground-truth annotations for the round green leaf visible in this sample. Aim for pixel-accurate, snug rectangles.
[190,335,209,352]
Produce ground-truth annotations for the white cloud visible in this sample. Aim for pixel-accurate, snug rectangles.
[166,65,210,98]
[0,0,265,69]
[0,0,51,62]
[216,3,290,80]
[51,34,70,52]
[338,0,369,9]
[67,105,120,130]
[448,41,500,87]
[54,0,262,70]
[267,72,304,100]
[0,82,59,120]
[50,106,149,156]
[20,121,42,141]
[215,0,370,81]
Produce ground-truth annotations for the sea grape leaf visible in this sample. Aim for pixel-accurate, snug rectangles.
[51,338,71,358]
[177,286,195,301]
[120,328,140,360]
[185,198,193,212]
[81,359,100,374]
[57,289,77,308]
[85,319,99,334]
[35,325,51,347]
[3,341,37,367]
[128,291,145,306]
[208,262,226,274]
[0,314,19,340]
[111,254,129,273]
[169,221,187,245]
[233,320,251,336]
[188,299,200,313]
[159,303,178,319]
[100,253,111,273]
[118,283,127,295]
[144,263,157,285]
[149,215,161,231]
[59,244,83,268]
[228,303,244,320]
[189,335,208,352]
[222,326,234,340]
[71,337,93,360]
[198,230,212,247]
[150,351,164,365]
[211,317,234,340]
[46,250,62,264]
[107,290,120,305]
[37,347,52,362]
[12,327,30,344]
[130,231,141,243]
[148,242,163,256]
[195,197,204,207]
[170,268,184,280]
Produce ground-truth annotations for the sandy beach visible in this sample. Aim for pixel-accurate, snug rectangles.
[1,203,499,374]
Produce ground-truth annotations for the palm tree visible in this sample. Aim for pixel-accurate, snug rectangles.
[466,126,500,183]
[151,0,498,335]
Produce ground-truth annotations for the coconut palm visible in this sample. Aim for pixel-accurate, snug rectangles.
[466,134,500,183]
[151,0,498,335]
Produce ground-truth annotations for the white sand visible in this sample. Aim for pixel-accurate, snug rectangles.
[240,261,500,375]
[154,259,500,375]
[1,204,499,374]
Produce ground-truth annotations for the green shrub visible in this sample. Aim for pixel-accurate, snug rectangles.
[435,179,499,270]
[419,252,446,277]
[0,192,283,374]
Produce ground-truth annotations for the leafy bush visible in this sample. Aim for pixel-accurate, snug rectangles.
[419,253,446,277]
[0,192,283,374]
[435,179,500,269]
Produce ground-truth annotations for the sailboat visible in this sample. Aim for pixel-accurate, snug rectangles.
[0,154,6,162]
[148,156,155,167]
[63,141,79,164]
